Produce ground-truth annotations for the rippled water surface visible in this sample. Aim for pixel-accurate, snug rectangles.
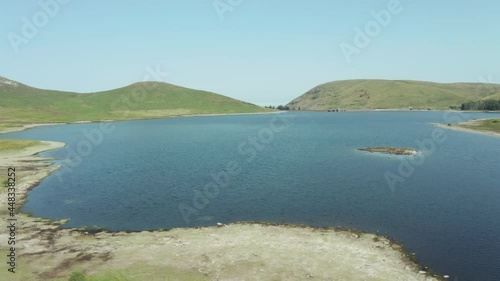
[3,111,500,280]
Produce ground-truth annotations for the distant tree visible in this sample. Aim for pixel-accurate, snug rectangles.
[460,99,500,111]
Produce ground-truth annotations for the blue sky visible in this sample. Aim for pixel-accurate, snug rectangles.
[1,0,499,105]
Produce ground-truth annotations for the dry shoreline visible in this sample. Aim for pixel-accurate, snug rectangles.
[0,139,442,280]
[0,111,283,135]
[431,119,500,138]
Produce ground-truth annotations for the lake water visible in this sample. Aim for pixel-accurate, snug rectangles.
[3,111,500,280]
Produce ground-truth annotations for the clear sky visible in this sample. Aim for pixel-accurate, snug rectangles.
[1,0,499,105]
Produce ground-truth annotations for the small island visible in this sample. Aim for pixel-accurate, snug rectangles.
[358,147,418,155]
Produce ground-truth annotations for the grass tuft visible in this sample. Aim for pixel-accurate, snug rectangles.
[0,139,41,151]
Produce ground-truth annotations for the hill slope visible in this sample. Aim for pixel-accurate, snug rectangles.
[0,76,268,126]
[287,79,500,110]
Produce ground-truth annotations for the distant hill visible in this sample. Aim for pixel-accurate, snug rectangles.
[0,76,269,127]
[287,79,500,110]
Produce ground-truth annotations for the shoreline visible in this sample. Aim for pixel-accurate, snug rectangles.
[431,119,500,138]
[0,110,283,135]
[0,142,443,280]
[2,110,497,136]
[0,141,66,211]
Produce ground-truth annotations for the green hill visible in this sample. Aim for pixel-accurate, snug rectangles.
[287,79,500,110]
[0,76,268,128]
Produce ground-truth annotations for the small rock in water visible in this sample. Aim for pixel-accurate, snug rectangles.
[217,222,224,227]
[443,275,449,279]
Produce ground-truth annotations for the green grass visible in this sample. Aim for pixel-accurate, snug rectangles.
[287,79,500,110]
[64,265,209,281]
[0,139,41,151]
[0,139,42,194]
[0,77,270,127]
[461,119,500,134]
[0,177,6,193]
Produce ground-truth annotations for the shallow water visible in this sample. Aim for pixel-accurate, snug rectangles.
[3,111,500,280]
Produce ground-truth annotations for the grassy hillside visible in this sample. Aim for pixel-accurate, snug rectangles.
[287,79,500,110]
[0,76,269,128]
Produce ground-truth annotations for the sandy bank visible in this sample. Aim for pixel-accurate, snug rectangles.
[432,119,500,138]
[0,123,64,134]
[0,141,65,211]
[0,141,441,280]
[0,141,65,159]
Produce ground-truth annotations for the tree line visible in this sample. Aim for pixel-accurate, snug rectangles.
[265,105,299,111]
[460,99,500,111]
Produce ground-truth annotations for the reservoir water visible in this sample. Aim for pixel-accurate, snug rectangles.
[3,111,500,280]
